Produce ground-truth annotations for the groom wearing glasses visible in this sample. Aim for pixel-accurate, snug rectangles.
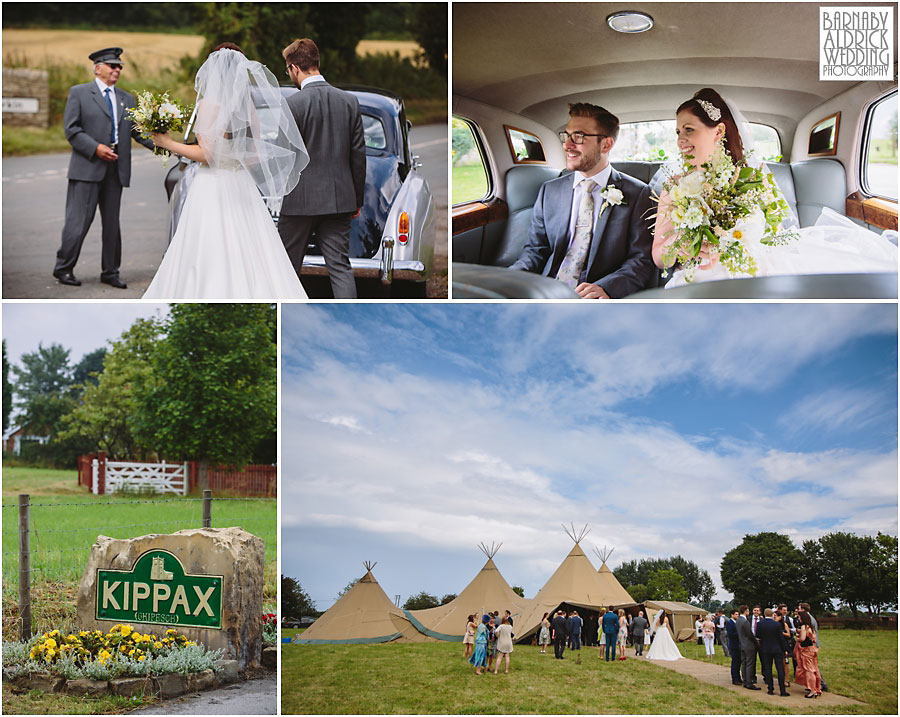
[53,47,153,288]
[509,103,655,298]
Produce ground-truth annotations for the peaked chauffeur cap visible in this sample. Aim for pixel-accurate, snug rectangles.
[89,47,123,65]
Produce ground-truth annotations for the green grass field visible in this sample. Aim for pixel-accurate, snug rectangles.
[2,465,276,637]
[281,630,897,714]
[452,164,490,205]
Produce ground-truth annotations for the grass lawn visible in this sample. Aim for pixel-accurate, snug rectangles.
[2,465,276,638]
[281,629,897,714]
[452,164,489,205]
[2,689,156,715]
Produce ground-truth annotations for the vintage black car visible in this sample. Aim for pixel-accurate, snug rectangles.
[165,86,435,294]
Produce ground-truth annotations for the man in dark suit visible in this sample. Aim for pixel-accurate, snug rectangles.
[551,609,569,659]
[724,609,743,684]
[53,47,153,288]
[736,605,760,690]
[756,608,790,696]
[280,38,366,299]
[509,103,655,298]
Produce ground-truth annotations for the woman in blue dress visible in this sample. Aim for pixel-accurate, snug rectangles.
[467,614,490,675]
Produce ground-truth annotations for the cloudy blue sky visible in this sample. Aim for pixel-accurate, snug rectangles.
[283,303,897,610]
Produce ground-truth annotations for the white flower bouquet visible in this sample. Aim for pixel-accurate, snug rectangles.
[659,141,796,281]
[126,91,192,166]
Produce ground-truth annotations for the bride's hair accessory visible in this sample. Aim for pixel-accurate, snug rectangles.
[696,98,722,122]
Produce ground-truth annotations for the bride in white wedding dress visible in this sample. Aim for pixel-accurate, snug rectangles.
[144,44,309,300]
[646,610,681,661]
[653,88,897,288]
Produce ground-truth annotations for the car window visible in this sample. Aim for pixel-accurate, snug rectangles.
[504,125,546,163]
[452,116,490,204]
[861,90,898,201]
[362,114,387,150]
[609,121,783,162]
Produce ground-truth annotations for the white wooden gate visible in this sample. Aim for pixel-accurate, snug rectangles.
[98,460,188,495]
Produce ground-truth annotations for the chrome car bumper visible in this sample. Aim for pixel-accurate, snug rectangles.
[302,249,426,283]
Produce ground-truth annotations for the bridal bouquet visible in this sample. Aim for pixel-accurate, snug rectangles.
[126,91,192,166]
[659,141,797,281]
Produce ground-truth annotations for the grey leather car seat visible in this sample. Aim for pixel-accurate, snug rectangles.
[491,164,559,266]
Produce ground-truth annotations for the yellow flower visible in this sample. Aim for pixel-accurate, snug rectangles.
[165,629,177,635]
[45,638,57,648]
[128,648,135,656]
[137,655,145,662]
[154,642,163,649]
[120,625,132,637]
[46,648,56,658]
[79,630,87,637]
[120,645,128,653]
[733,230,743,240]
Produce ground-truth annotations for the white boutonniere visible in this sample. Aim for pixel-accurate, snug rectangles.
[597,184,626,219]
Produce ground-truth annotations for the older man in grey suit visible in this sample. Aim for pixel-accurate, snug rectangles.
[279,38,366,299]
[53,47,153,288]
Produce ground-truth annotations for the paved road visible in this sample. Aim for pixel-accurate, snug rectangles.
[129,673,276,715]
[2,124,447,299]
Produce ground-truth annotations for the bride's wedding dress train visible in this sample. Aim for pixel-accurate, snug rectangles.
[646,621,681,661]
[143,165,307,300]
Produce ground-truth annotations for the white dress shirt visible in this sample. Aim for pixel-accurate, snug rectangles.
[566,164,613,250]
[95,77,118,145]
[300,74,327,90]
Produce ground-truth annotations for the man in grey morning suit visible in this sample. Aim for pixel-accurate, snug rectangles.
[53,47,153,288]
[736,605,760,690]
[280,38,366,299]
[509,102,655,298]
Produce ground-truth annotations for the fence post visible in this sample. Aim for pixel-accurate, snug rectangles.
[18,494,31,641]
[202,489,212,528]
[98,452,106,495]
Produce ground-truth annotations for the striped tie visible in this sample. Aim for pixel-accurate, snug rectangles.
[557,178,597,288]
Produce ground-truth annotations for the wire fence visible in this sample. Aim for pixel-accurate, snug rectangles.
[2,492,277,641]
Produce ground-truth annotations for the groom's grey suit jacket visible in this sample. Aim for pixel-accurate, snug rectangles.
[509,167,656,298]
[280,80,366,216]
[63,82,151,187]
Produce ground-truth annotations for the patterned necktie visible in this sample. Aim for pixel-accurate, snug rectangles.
[104,87,116,145]
[557,178,597,288]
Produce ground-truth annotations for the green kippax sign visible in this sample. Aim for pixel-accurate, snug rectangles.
[96,549,223,629]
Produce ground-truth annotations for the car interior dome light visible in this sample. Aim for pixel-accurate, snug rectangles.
[606,11,654,33]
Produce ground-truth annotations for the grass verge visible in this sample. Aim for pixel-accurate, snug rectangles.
[2,689,157,716]
[281,630,896,714]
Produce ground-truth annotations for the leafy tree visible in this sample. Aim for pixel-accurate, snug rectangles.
[625,583,650,604]
[439,593,457,605]
[194,3,311,80]
[646,569,689,602]
[402,591,439,611]
[282,575,319,617]
[871,533,898,613]
[511,585,525,598]
[799,538,834,613]
[58,318,162,460]
[2,340,12,432]
[12,343,75,435]
[71,348,107,389]
[307,3,370,76]
[614,555,714,603]
[817,531,890,616]
[408,2,447,76]
[134,304,277,491]
[337,578,360,599]
[720,532,805,608]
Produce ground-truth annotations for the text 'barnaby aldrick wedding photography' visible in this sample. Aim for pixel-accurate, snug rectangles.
[819,6,894,80]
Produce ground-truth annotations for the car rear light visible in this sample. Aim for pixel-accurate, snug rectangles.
[398,212,409,245]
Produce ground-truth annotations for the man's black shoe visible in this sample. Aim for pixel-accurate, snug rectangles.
[744,685,761,690]
[779,692,790,697]
[732,681,743,685]
[767,690,775,695]
[53,271,81,286]
[101,276,127,289]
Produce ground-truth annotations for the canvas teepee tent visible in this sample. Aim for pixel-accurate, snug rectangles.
[292,562,428,644]
[594,545,638,607]
[404,543,529,640]
[513,526,633,641]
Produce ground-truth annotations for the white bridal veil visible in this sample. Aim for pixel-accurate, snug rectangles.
[193,48,309,197]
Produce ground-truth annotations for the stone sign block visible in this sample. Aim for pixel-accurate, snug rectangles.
[2,68,50,128]
[77,528,264,668]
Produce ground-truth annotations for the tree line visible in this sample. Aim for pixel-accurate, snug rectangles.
[4,304,276,489]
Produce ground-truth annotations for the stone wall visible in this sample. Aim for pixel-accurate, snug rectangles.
[2,68,50,128]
